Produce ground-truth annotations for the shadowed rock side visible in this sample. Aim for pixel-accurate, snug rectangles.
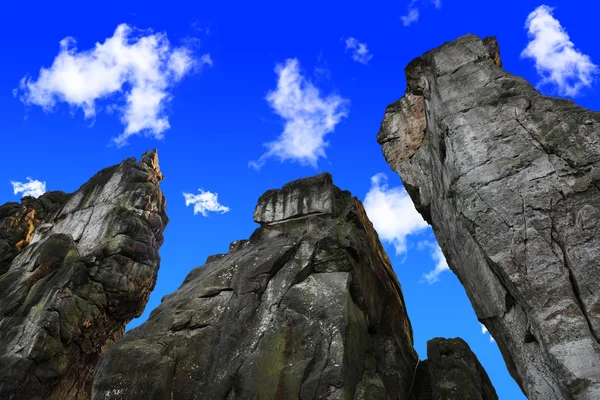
[0,150,168,400]
[92,173,419,400]
[378,34,600,400]
[410,338,498,400]
[0,191,70,275]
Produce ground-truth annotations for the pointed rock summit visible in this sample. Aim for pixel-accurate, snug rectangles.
[378,34,600,400]
[0,151,168,400]
[92,173,419,399]
[91,173,496,400]
[0,155,497,399]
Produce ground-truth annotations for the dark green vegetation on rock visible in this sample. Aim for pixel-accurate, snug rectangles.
[0,150,168,400]
[378,34,600,400]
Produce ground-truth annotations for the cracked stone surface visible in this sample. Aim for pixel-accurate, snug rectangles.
[378,34,600,400]
[0,191,70,276]
[92,173,420,400]
[409,338,498,400]
[0,150,168,400]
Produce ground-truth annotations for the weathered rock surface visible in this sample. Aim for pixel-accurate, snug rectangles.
[0,150,168,400]
[253,173,337,225]
[92,173,419,400]
[410,338,498,400]
[92,173,497,400]
[0,191,70,275]
[378,34,600,399]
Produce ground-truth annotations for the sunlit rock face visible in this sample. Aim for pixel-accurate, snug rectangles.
[378,34,600,400]
[0,157,495,400]
[0,150,168,400]
[253,173,337,225]
[92,173,420,400]
[90,171,501,400]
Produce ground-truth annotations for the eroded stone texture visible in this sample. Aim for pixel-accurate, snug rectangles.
[0,191,70,275]
[409,338,498,400]
[0,150,168,400]
[92,173,418,400]
[378,34,600,399]
[254,173,337,225]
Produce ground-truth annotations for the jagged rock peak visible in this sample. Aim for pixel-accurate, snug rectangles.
[0,151,168,400]
[378,34,600,400]
[92,173,498,400]
[92,172,420,400]
[254,172,345,225]
[140,149,164,182]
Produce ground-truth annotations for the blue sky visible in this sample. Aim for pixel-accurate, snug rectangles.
[1,1,598,398]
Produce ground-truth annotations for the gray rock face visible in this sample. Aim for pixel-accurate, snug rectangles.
[0,150,168,400]
[378,34,600,400]
[254,173,337,225]
[409,338,498,400]
[92,173,419,400]
[0,191,70,276]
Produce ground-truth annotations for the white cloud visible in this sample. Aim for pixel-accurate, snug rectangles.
[11,178,46,198]
[363,173,429,255]
[401,0,441,26]
[250,59,349,169]
[419,240,450,284]
[401,8,420,26]
[522,5,597,97]
[199,54,213,67]
[481,323,495,343]
[344,37,373,65]
[363,174,452,283]
[17,24,211,146]
[183,189,230,217]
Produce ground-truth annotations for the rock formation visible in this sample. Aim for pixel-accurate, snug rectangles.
[0,150,168,400]
[411,338,497,400]
[0,191,69,276]
[91,172,497,400]
[92,173,418,399]
[378,34,600,400]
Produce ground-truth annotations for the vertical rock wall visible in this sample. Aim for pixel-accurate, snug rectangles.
[378,34,600,400]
